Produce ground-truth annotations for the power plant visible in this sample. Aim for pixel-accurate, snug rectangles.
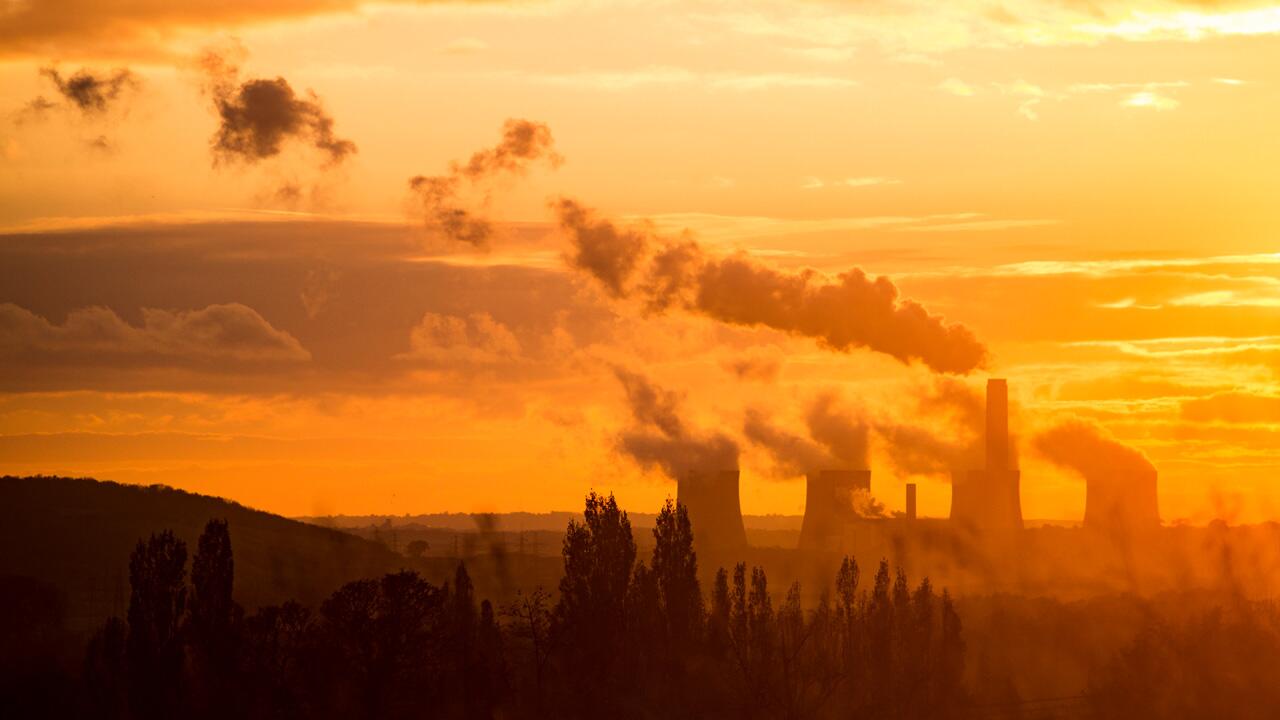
[950,379,1024,531]
[677,470,748,550]
[798,470,871,550]
[675,378,1156,552]
[1084,467,1160,533]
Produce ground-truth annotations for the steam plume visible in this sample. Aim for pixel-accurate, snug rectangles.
[1032,420,1155,480]
[553,199,987,374]
[614,368,738,479]
[874,380,983,478]
[805,392,871,469]
[743,408,831,476]
[409,119,561,247]
[201,49,356,166]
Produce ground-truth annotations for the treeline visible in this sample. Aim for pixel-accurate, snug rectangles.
[13,492,970,719]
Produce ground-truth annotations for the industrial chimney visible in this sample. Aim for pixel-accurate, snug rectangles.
[677,470,748,551]
[799,470,871,550]
[906,483,917,521]
[950,379,1023,531]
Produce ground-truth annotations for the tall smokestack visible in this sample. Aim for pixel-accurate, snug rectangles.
[906,483,917,521]
[950,378,1023,531]
[986,379,1009,471]
[677,469,747,551]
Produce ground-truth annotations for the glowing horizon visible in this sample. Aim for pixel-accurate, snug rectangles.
[2,0,1279,524]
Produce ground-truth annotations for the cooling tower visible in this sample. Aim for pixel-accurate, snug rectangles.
[799,470,871,550]
[676,470,747,550]
[950,379,1024,531]
[1084,468,1160,532]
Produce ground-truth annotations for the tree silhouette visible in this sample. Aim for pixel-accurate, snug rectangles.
[83,616,128,720]
[187,518,241,718]
[653,498,703,646]
[126,530,187,720]
[319,570,445,719]
[240,600,313,720]
[553,490,636,712]
[406,539,429,559]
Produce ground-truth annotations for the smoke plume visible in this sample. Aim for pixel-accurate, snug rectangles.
[201,49,356,167]
[553,198,987,374]
[743,408,832,477]
[409,119,561,247]
[614,367,738,479]
[874,380,983,478]
[875,423,975,477]
[38,67,138,115]
[1032,420,1155,480]
[805,392,871,469]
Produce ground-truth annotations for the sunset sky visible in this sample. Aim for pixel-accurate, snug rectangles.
[2,0,1279,522]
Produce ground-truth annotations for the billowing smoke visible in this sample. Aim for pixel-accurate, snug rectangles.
[871,378,985,478]
[876,423,975,477]
[806,392,871,469]
[553,198,987,374]
[614,367,738,479]
[1032,420,1155,480]
[409,119,561,247]
[38,67,138,115]
[920,376,984,429]
[201,49,356,166]
[743,408,831,477]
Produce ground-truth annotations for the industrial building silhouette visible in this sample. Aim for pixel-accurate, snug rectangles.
[675,378,1160,552]
[950,379,1023,531]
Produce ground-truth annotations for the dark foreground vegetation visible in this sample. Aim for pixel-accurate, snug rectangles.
[6,493,965,719]
[6,486,1280,719]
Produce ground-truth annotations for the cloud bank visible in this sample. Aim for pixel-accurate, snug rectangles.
[0,302,310,366]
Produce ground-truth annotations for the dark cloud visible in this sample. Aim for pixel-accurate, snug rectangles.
[14,96,58,124]
[614,367,739,479]
[85,135,114,153]
[39,66,138,114]
[0,302,310,367]
[721,347,783,382]
[0,1,477,59]
[396,311,522,365]
[554,198,988,374]
[0,218,610,393]
[202,48,356,167]
[408,119,561,247]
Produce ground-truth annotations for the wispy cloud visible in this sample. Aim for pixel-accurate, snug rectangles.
[526,66,858,92]
[439,37,489,55]
[801,176,902,190]
[1170,291,1280,308]
[1122,90,1180,110]
[938,78,977,97]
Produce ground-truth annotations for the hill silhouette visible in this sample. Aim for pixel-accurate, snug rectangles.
[0,475,415,636]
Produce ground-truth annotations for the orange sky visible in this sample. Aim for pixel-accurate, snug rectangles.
[1,0,1279,522]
